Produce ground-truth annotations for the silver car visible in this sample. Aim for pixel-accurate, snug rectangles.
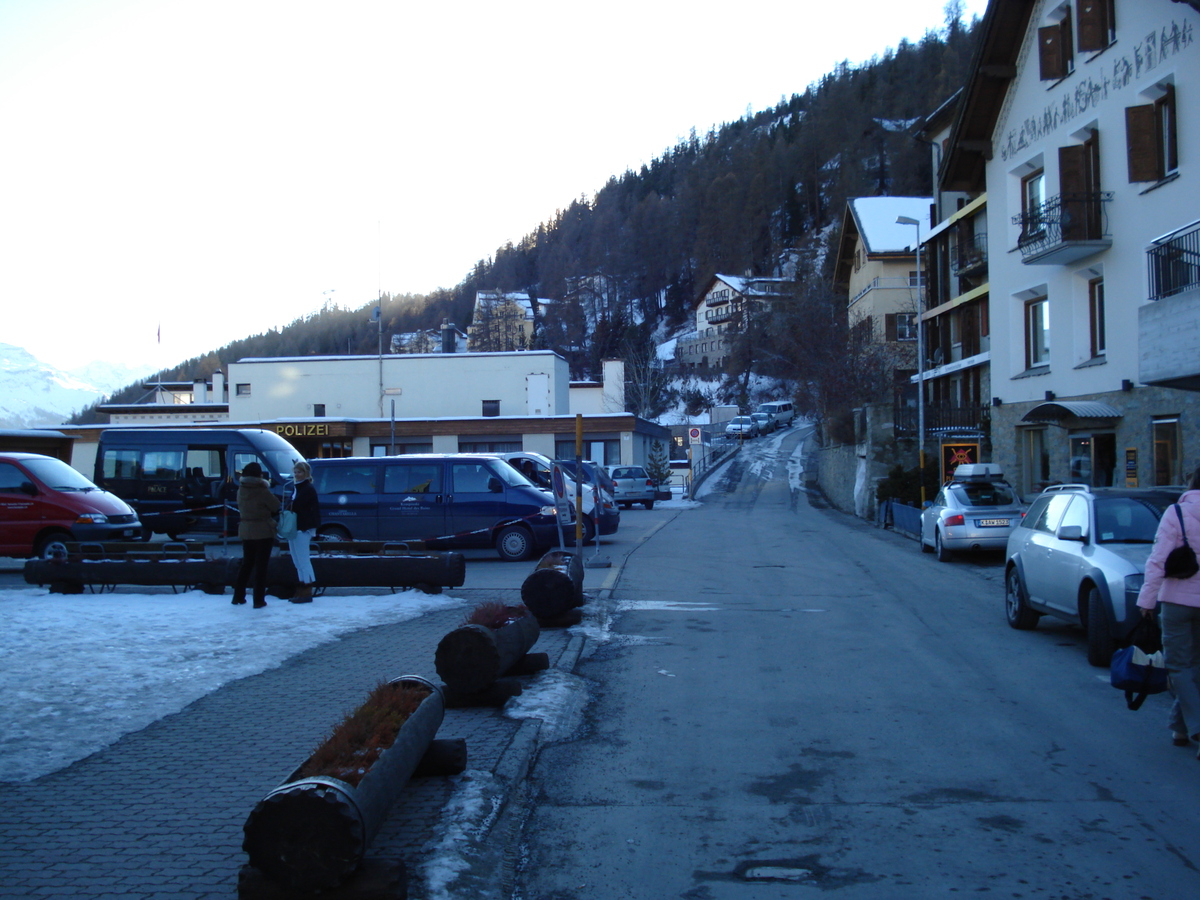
[750,412,777,434]
[607,465,656,509]
[920,466,1024,561]
[1004,485,1179,666]
[725,416,759,439]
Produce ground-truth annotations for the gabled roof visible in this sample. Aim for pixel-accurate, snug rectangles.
[833,197,931,286]
[692,273,792,307]
[941,0,1038,191]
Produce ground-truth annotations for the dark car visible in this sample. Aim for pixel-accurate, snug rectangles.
[1004,484,1180,666]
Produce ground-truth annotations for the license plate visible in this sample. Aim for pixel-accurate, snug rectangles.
[978,518,1009,527]
[123,528,138,537]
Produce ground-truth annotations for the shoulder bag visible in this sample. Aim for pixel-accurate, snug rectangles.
[1164,504,1200,579]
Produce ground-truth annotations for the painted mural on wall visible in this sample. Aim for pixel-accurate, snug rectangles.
[1000,17,1195,162]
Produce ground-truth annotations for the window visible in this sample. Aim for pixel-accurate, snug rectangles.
[382,463,443,494]
[1020,170,1046,243]
[101,449,140,480]
[313,404,326,417]
[1038,5,1074,80]
[482,400,500,417]
[235,383,251,396]
[1059,495,1090,539]
[1059,133,1102,241]
[1153,418,1181,486]
[1076,0,1115,53]
[1126,83,1177,182]
[1025,296,1050,368]
[1088,278,1105,357]
[0,463,30,492]
[885,313,917,342]
[143,450,184,481]
[313,464,377,495]
[1070,432,1116,486]
[1022,428,1050,495]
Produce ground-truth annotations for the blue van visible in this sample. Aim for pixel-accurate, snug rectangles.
[309,454,564,561]
[94,428,304,540]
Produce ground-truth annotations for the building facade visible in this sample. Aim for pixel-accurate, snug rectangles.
[941,0,1200,496]
[676,274,791,370]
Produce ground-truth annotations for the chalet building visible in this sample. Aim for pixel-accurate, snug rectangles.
[61,352,668,475]
[832,196,932,404]
[936,0,1200,496]
[390,319,468,354]
[468,290,535,352]
[676,274,791,370]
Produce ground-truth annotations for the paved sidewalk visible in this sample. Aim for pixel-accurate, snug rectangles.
[0,587,578,899]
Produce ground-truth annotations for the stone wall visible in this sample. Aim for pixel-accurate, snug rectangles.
[813,403,916,520]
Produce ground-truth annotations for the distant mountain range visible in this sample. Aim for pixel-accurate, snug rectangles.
[0,344,157,429]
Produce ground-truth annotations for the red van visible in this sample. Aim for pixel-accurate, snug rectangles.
[0,452,141,558]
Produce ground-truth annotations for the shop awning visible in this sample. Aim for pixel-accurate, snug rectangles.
[1021,400,1123,422]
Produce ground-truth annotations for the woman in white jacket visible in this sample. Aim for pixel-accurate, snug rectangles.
[1137,467,1200,755]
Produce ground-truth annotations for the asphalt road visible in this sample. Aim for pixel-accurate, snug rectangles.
[512,427,1200,899]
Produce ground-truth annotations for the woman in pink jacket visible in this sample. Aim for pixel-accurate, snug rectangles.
[1137,467,1200,755]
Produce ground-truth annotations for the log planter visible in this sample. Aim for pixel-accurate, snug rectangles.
[241,675,450,893]
[520,549,584,626]
[434,605,545,705]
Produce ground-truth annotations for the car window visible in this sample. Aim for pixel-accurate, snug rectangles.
[314,465,378,494]
[1031,492,1073,534]
[382,463,443,494]
[1094,497,1163,543]
[20,457,99,491]
[933,487,948,507]
[0,462,31,492]
[952,482,1017,507]
[1058,495,1090,538]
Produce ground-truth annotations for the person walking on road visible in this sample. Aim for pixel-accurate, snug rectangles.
[1137,466,1200,755]
[287,460,321,603]
[232,461,280,609]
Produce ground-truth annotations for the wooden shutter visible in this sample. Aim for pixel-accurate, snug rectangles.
[1039,25,1065,80]
[885,314,897,342]
[1076,0,1110,53]
[1059,145,1088,241]
[1126,104,1159,182]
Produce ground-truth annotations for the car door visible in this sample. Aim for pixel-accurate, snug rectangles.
[312,463,381,540]
[446,460,509,547]
[1022,492,1076,608]
[1036,494,1091,615]
[923,486,949,546]
[378,461,446,542]
[0,461,40,554]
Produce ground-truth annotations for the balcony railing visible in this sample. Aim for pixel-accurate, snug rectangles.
[894,403,991,437]
[705,306,736,324]
[953,231,988,275]
[850,276,921,305]
[1148,222,1200,301]
[1012,191,1114,264]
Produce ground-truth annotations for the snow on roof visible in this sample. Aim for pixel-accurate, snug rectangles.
[849,196,932,255]
[656,337,678,361]
[474,290,534,318]
[873,116,921,133]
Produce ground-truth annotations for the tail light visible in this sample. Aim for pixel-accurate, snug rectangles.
[945,514,965,527]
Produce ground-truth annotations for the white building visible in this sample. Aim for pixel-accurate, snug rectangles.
[940,0,1200,493]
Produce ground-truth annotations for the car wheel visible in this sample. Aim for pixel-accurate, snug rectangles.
[1086,587,1117,668]
[920,531,933,553]
[140,526,154,542]
[1005,567,1040,630]
[580,514,596,545]
[35,531,72,560]
[935,529,952,562]
[495,524,534,562]
[316,525,351,542]
[620,502,632,510]
[643,499,654,510]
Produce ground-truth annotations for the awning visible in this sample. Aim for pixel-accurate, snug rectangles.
[1021,400,1123,422]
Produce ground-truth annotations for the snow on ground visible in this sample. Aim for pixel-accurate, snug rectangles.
[0,586,466,783]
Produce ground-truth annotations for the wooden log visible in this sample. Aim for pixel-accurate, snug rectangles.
[238,858,407,900]
[506,652,550,676]
[520,550,583,620]
[434,614,540,694]
[442,678,524,709]
[535,608,584,629]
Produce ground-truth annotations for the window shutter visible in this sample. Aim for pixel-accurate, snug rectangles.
[1126,104,1159,182]
[885,314,897,342]
[1038,26,1065,80]
[1058,145,1088,241]
[1076,0,1109,53]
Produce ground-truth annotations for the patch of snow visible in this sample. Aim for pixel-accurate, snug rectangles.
[503,669,588,742]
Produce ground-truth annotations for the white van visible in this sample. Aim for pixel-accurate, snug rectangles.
[757,401,795,427]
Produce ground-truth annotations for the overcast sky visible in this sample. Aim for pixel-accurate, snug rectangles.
[0,0,989,372]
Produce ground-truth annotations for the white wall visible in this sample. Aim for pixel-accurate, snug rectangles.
[987,0,1199,403]
[226,351,571,421]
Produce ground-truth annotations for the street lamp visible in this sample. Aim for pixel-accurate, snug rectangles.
[896,215,926,506]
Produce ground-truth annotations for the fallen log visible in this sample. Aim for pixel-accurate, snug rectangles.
[520,550,583,622]
[434,610,540,695]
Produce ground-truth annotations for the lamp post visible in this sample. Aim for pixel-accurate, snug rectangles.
[896,215,926,506]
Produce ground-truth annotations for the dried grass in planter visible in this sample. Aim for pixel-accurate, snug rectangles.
[464,601,530,630]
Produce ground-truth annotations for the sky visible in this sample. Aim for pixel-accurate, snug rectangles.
[0,0,990,372]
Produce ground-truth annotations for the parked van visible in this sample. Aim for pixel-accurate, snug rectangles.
[309,454,564,561]
[0,452,141,557]
[757,400,795,427]
[94,429,304,540]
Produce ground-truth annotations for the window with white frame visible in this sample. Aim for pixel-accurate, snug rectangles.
[1025,296,1050,369]
[1088,277,1105,358]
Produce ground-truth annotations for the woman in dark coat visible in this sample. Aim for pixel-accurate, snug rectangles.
[288,460,321,602]
[233,462,280,608]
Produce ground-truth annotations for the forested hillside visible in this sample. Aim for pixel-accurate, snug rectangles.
[72,10,979,425]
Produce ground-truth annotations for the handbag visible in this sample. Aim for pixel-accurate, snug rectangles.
[277,509,299,541]
[1111,616,1168,710]
[1164,504,1200,579]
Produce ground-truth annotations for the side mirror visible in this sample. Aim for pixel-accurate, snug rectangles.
[487,477,503,494]
[19,481,37,497]
[1057,525,1085,542]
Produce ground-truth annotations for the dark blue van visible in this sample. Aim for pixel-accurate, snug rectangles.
[309,454,564,561]
[94,428,303,540]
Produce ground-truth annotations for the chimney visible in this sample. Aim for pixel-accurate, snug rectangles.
[212,370,226,403]
[193,377,207,404]
[442,319,455,353]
